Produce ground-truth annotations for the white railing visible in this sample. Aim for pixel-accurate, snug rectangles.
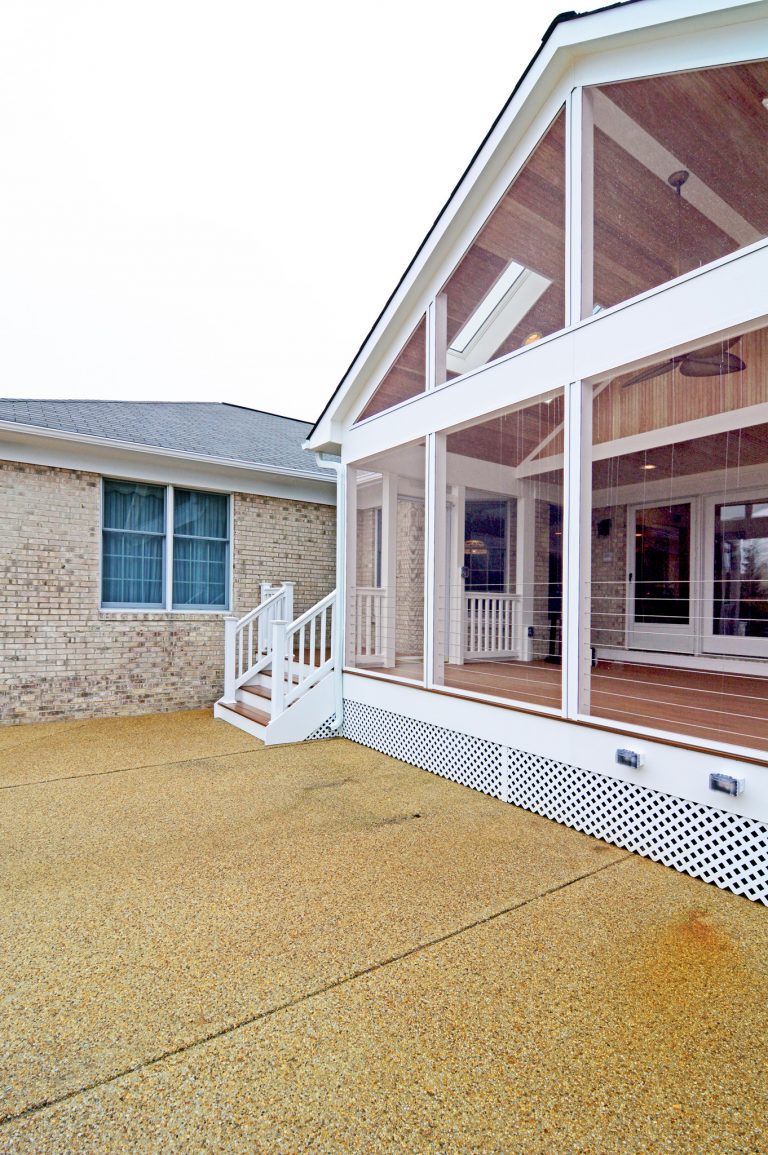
[465,592,522,659]
[354,586,387,664]
[223,581,294,701]
[271,590,336,719]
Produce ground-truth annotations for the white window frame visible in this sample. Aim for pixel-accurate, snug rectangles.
[100,478,232,613]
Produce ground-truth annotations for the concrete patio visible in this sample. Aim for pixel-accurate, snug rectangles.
[0,710,766,1153]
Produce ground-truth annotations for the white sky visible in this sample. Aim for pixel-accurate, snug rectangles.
[0,0,609,423]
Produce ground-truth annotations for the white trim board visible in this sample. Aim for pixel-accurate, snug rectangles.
[0,428,336,505]
[343,671,768,822]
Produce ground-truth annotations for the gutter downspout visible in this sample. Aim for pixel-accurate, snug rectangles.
[314,453,345,732]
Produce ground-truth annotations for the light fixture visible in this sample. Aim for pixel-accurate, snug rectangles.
[464,539,488,556]
[668,169,689,196]
[642,463,656,471]
[523,331,542,346]
[762,96,768,110]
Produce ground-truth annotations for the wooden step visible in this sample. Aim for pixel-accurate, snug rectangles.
[219,701,270,727]
[241,683,271,702]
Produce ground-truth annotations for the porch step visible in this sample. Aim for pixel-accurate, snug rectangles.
[240,683,271,703]
[218,700,271,728]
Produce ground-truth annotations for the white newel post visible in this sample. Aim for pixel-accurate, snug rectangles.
[258,582,273,654]
[223,616,238,703]
[271,620,287,720]
[282,581,295,627]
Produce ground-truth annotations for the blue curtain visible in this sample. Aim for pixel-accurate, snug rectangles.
[173,489,228,607]
[102,481,165,606]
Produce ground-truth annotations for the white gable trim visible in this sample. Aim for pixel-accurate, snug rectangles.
[308,0,768,451]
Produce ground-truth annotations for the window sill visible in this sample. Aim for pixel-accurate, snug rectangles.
[99,609,229,618]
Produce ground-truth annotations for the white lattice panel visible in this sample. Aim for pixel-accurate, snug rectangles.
[340,700,504,799]
[331,697,768,904]
[305,717,337,742]
[507,749,768,904]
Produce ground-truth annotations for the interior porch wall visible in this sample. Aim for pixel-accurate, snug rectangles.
[591,504,627,650]
[396,498,425,657]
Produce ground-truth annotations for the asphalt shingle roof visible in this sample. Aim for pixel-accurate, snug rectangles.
[0,400,330,479]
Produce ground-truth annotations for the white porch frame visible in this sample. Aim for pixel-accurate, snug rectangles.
[312,1,768,806]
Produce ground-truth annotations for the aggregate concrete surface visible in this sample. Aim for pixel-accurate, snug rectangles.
[1,709,766,1153]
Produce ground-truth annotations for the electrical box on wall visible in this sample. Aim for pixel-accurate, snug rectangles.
[709,772,745,797]
[616,748,645,769]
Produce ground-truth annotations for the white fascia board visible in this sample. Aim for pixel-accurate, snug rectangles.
[307,0,768,450]
[0,423,336,505]
[344,672,768,819]
[341,240,768,465]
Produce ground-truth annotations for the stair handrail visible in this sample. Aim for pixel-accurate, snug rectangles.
[223,581,294,701]
[271,589,336,720]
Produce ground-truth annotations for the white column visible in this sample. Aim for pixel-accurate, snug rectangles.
[428,292,448,390]
[448,483,466,666]
[567,85,593,324]
[516,490,537,661]
[563,379,593,717]
[381,471,398,668]
[345,467,358,668]
[427,433,447,685]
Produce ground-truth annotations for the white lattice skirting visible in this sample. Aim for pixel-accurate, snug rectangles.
[308,700,768,904]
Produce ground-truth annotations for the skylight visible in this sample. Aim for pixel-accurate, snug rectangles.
[446,262,551,377]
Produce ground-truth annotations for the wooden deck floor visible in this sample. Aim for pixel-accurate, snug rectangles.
[378,657,768,753]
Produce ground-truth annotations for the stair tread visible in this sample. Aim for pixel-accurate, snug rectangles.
[241,684,271,701]
[221,701,270,727]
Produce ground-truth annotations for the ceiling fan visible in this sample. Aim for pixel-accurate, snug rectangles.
[620,337,746,389]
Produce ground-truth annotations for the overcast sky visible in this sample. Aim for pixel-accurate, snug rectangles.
[0,1,609,423]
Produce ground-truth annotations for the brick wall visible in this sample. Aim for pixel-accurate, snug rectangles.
[591,505,627,651]
[0,462,335,725]
[396,497,425,657]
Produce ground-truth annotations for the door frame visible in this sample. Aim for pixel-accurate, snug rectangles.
[626,498,698,655]
[701,489,768,658]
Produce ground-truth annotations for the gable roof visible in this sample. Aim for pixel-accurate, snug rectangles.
[308,1,644,441]
[0,399,329,479]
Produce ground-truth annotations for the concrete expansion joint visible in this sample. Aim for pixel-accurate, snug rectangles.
[0,747,258,792]
[0,849,634,1131]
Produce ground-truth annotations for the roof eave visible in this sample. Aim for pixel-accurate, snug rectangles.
[0,419,334,486]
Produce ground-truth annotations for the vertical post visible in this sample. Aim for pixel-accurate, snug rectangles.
[427,433,447,686]
[271,620,287,719]
[258,581,272,654]
[345,466,358,667]
[448,483,466,666]
[223,616,238,703]
[516,491,537,661]
[282,581,295,626]
[567,85,593,325]
[380,471,398,668]
[428,292,448,390]
[563,379,593,717]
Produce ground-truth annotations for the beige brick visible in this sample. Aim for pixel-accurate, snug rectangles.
[0,462,336,724]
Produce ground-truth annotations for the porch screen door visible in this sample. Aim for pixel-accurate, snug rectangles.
[705,496,768,657]
[629,502,695,654]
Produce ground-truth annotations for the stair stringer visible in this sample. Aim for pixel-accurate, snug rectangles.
[263,671,336,746]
